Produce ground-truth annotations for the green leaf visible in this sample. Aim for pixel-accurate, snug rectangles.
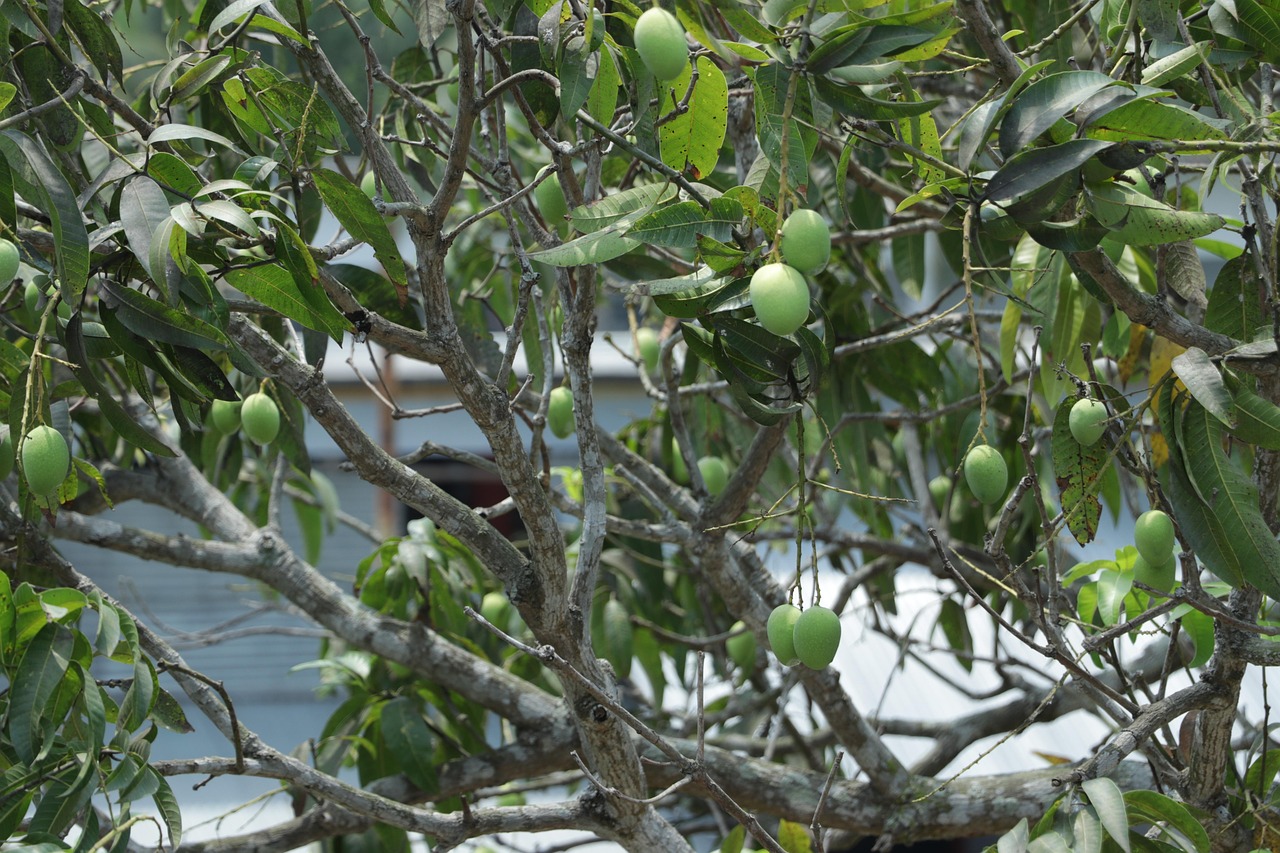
[1024,215,1109,252]
[227,263,347,341]
[937,598,974,671]
[39,587,87,620]
[893,228,926,299]
[152,687,195,733]
[755,63,817,188]
[659,57,728,180]
[1245,748,1280,796]
[293,492,325,564]
[1227,381,1280,450]
[197,199,260,238]
[1175,605,1214,667]
[9,623,71,765]
[568,183,674,232]
[811,23,943,72]
[100,280,231,351]
[117,657,157,732]
[61,315,177,456]
[28,751,97,838]
[1040,269,1092,412]
[119,176,173,288]
[585,44,620,127]
[1073,806,1104,853]
[1082,777,1130,853]
[529,227,641,266]
[1141,43,1210,86]
[64,0,123,83]
[813,76,942,121]
[1087,183,1225,246]
[1234,0,1280,64]
[150,772,183,848]
[207,0,270,34]
[0,130,91,302]
[559,49,596,121]
[379,696,438,793]
[1171,348,1234,427]
[898,87,944,183]
[312,169,411,298]
[1000,300,1023,385]
[147,123,242,151]
[0,82,15,111]
[1160,443,1246,589]
[93,600,121,659]
[1180,400,1280,598]
[1097,566,1132,626]
[1086,98,1227,143]
[75,663,107,748]
[957,100,1001,173]
[167,343,238,399]
[367,0,402,33]
[247,14,308,43]
[327,263,420,330]
[1026,832,1072,853]
[1205,253,1264,340]
[698,235,747,274]
[998,818,1030,853]
[1123,790,1210,853]
[147,152,203,197]
[778,818,814,853]
[720,824,746,853]
[629,198,741,248]
[169,53,233,102]
[999,71,1115,157]
[984,139,1110,214]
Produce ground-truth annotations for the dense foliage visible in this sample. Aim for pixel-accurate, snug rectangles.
[5,0,1280,850]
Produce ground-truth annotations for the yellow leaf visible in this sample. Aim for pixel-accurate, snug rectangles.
[1148,335,1186,395]
[1116,322,1147,384]
[1151,432,1169,469]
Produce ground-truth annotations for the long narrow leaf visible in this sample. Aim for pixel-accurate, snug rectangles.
[1181,400,1280,597]
[0,131,90,301]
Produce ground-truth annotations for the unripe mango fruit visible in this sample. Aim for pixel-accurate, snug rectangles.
[670,438,688,483]
[21,424,71,497]
[0,239,18,284]
[548,386,574,439]
[534,174,568,231]
[1069,398,1108,446]
[726,620,756,670]
[767,603,801,666]
[698,456,728,496]
[1134,509,1175,566]
[964,444,1007,505]
[1133,552,1176,592]
[210,399,242,434]
[480,591,510,629]
[750,263,810,336]
[633,7,687,81]
[601,598,633,678]
[780,209,831,274]
[928,474,952,509]
[793,605,841,669]
[241,393,281,445]
[0,431,10,480]
[635,327,660,374]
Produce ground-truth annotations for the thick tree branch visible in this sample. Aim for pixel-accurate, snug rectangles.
[953,0,1023,86]
[1068,249,1272,372]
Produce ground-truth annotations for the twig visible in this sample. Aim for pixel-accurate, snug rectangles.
[464,606,789,853]
[811,751,844,853]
